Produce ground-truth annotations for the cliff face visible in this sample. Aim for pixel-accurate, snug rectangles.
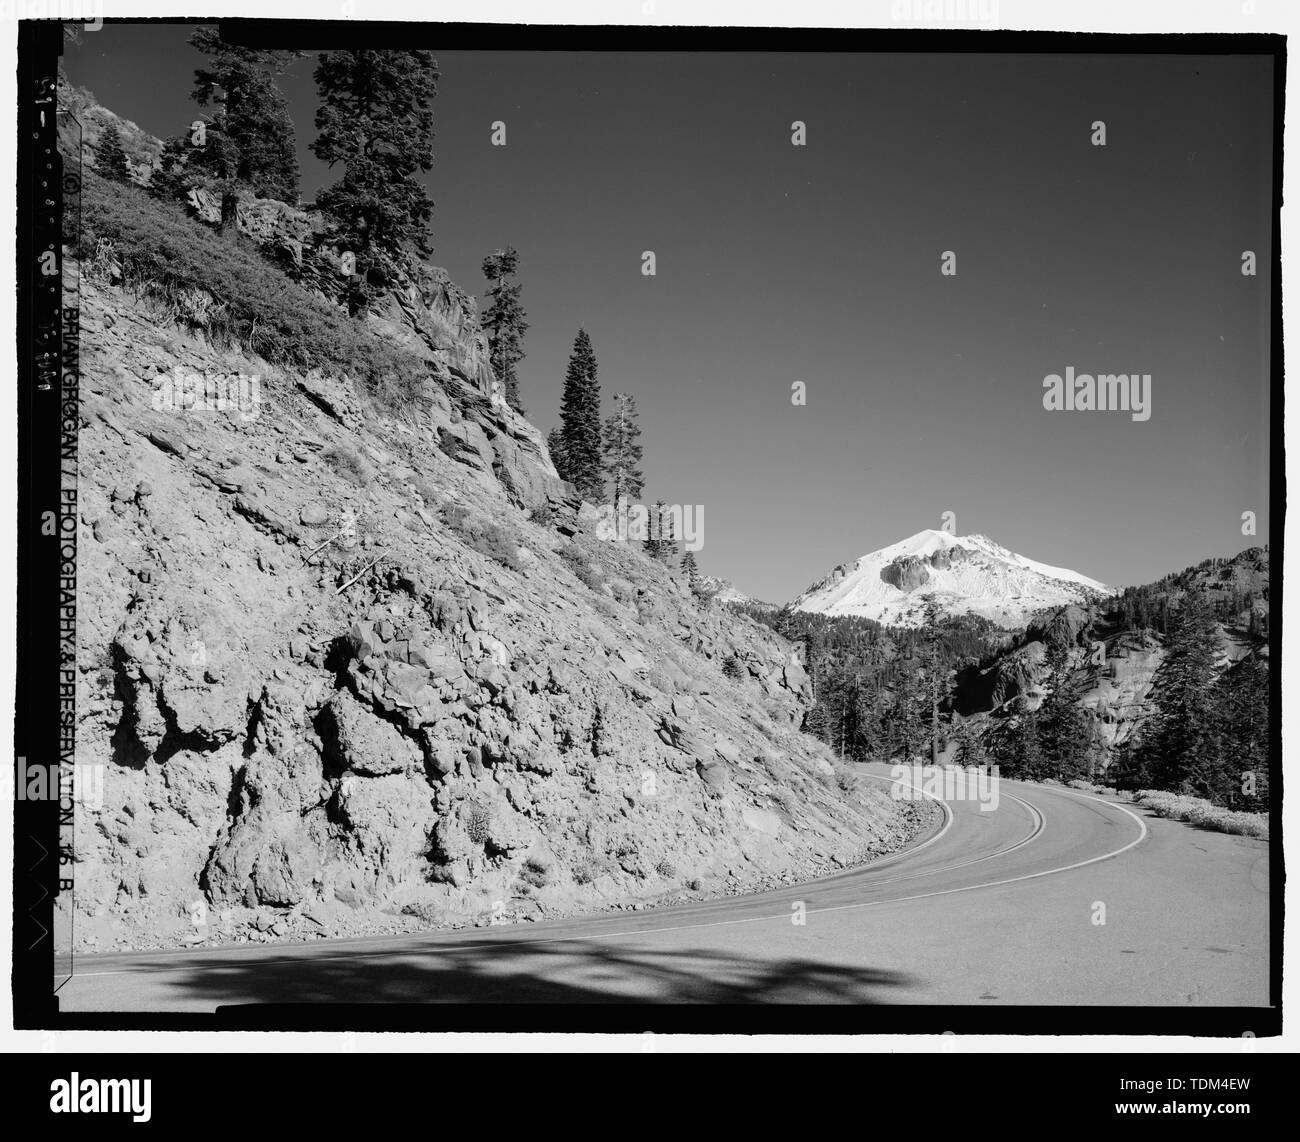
[950,555,1269,770]
[61,90,915,952]
[69,277,911,952]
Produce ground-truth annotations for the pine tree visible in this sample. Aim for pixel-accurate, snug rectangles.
[952,717,988,768]
[919,597,949,764]
[803,629,824,703]
[886,656,927,763]
[645,501,677,563]
[151,133,199,200]
[97,124,130,183]
[1010,708,1045,779]
[312,50,439,307]
[1135,589,1220,792]
[1205,655,1268,809]
[680,549,700,587]
[991,697,1046,780]
[1110,736,1146,791]
[481,247,529,413]
[803,699,831,747]
[660,503,679,562]
[545,426,569,483]
[603,392,644,507]
[1036,641,1093,781]
[823,672,854,758]
[851,681,886,762]
[557,329,603,502]
[189,28,300,202]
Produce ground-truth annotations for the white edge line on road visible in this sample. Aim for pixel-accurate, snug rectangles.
[777,784,1148,925]
[854,774,1046,887]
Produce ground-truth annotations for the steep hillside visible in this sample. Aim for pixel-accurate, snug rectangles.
[951,547,1269,774]
[792,529,1108,629]
[61,104,918,952]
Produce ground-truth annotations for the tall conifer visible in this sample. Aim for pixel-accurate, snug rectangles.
[558,329,603,501]
[481,246,529,413]
[602,392,644,506]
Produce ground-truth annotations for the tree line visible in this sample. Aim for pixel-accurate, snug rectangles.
[742,569,1269,811]
[1110,589,1269,810]
[744,600,997,767]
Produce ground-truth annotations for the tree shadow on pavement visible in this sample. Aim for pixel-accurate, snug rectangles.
[163,935,921,1006]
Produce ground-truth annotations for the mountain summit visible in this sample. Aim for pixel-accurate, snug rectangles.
[791,529,1109,628]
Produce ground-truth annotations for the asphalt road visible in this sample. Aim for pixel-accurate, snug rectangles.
[54,767,1271,1010]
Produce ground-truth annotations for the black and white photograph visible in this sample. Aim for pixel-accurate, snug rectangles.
[6,2,1291,1098]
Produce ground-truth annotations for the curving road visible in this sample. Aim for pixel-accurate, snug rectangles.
[54,766,1271,1010]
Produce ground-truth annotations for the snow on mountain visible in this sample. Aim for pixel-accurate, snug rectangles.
[790,530,1109,629]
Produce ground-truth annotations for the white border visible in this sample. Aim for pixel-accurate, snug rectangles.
[0,0,1292,1054]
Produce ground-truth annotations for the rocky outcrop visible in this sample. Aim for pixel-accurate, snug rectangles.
[951,559,1268,771]
[926,545,970,572]
[181,187,314,272]
[57,77,921,952]
[952,640,1049,716]
[879,555,931,592]
[389,265,498,396]
[66,275,908,951]
[1027,604,1091,650]
[1076,631,1165,752]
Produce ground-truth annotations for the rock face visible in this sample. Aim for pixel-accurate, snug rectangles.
[879,555,931,592]
[950,552,1268,770]
[389,265,498,396]
[66,271,908,951]
[1076,632,1165,753]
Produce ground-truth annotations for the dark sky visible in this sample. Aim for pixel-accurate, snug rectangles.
[64,25,1274,602]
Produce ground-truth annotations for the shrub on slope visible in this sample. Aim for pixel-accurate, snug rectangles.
[74,168,430,415]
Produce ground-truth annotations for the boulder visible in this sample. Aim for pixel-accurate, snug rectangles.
[697,759,730,792]
[319,691,420,776]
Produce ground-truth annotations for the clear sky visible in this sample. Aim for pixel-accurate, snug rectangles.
[64,26,1274,603]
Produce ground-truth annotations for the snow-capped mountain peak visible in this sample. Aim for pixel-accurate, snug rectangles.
[791,530,1108,628]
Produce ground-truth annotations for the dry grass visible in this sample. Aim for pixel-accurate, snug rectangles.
[321,444,372,487]
[441,504,524,572]
[1133,790,1268,839]
[76,168,431,417]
